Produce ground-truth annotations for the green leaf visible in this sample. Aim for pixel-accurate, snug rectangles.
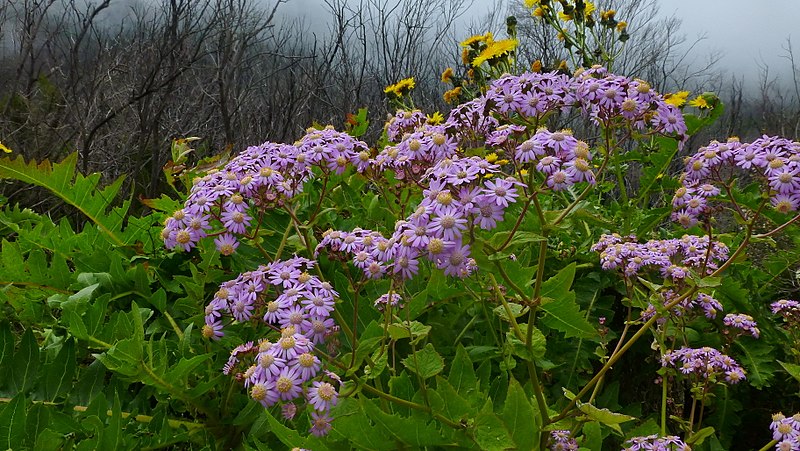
[360,397,450,446]
[99,393,123,450]
[686,426,715,446]
[0,153,133,247]
[386,321,431,345]
[493,303,527,322]
[330,398,396,450]
[779,360,800,383]
[449,345,478,397]
[43,337,76,401]
[402,343,445,379]
[500,378,539,451]
[0,393,27,449]
[582,421,603,450]
[474,400,515,451]
[575,402,635,434]
[0,322,13,389]
[734,340,777,388]
[432,376,477,421]
[540,263,576,299]
[11,328,40,394]
[539,291,596,339]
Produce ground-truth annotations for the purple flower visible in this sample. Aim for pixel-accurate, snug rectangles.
[307,381,338,411]
[274,366,304,401]
[309,411,333,436]
[482,178,520,207]
[472,197,505,230]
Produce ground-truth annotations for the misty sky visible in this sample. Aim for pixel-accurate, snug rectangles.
[657,0,800,83]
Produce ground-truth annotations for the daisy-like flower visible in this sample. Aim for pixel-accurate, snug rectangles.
[307,381,339,411]
[482,178,519,207]
[309,411,333,436]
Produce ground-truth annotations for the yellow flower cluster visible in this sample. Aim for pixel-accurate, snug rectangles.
[664,91,689,107]
[384,77,415,97]
[472,38,518,67]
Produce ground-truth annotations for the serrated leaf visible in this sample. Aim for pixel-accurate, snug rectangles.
[361,397,450,446]
[540,263,576,299]
[474,400,515,451]
[734,340,777,388]
[539,291,596,339]
[0,153,132,247]
[500,378,538,451]
[330,398,396,450]
[402,343,444,379]
[433,376,477,421]
[386,321,431,344]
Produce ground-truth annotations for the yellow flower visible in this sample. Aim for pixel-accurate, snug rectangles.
[441,67,454,84]
[664,91,690,107]
[485,152,498,163]
[601,9,616,20]
[443,86,462,104]
[460,32,493,48]
[531,60,543,72]
[472,38,518,67]
[533,6,547,17]
[384,77,415,97]
[616,21,627,32]
[689,96,711,109]
[426,111,444,125]
[524,0,539,7]
[584,2,596,16]
[496,159,510,165]
[558,11,573,21]
[0,141,11,153]
[519,169,529,177]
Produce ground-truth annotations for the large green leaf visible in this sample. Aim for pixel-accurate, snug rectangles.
[449,345,478,398]
[402,343,445,379]
[361,397,451,446]
[0,393,27,449]
[500,378,539,451]
[474,400,515,451]
[539,290,596,339]
[42,337,77,401]
[734,340,777,388]
[0,153,136,247]
[11,328,40,394]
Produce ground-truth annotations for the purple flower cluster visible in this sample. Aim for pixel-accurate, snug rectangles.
[674,135,800,226]
[513,128,596,191]
[318,155,524,280]
[482,72,576,121]
[771,412,800,451]
[641,290,724,322]
[204,257,338,344]
[221,329,339,436]
[622,435,690,451]
[575,66,687,138]
[163,127,371,253]
[592,233,729,279]
[772,299,800,326]
[205,257,342,434]
[661,346,746,384]
[375,124,459,176]
[385,109,426,142]
[722,313,760,338]
[374,293,403,312]
[549,430,578,451]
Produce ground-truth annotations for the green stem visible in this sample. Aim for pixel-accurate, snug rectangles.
[758,440,779,451]
[489,274,550,425]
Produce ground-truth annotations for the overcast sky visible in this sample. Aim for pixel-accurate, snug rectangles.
[656,0,800,83]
